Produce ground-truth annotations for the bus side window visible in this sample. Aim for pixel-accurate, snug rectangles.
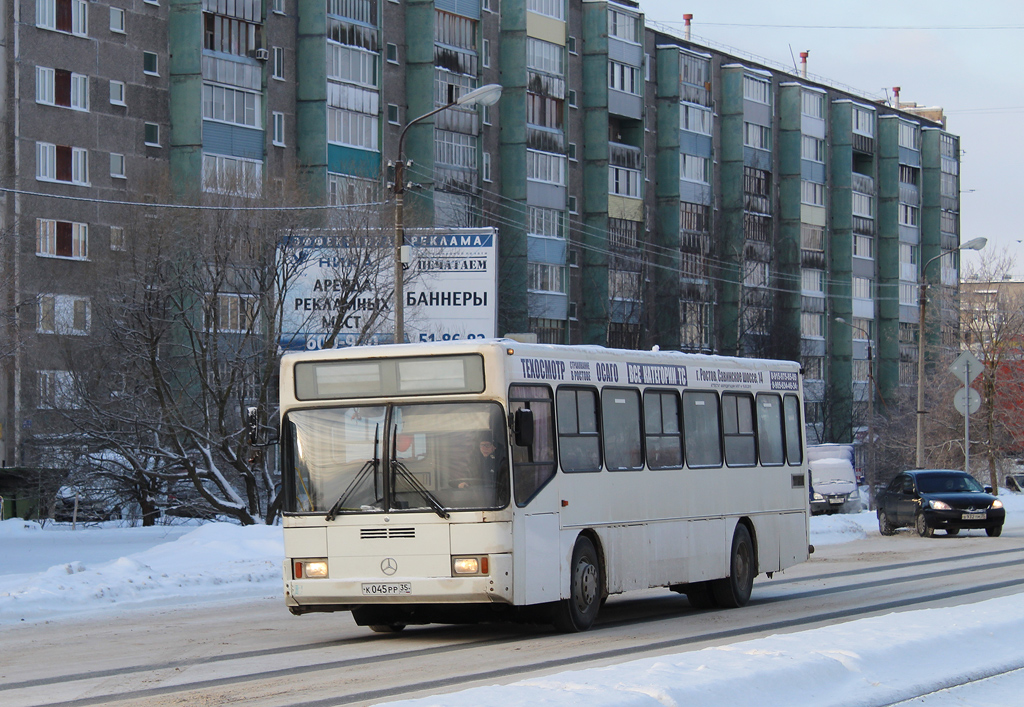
[509,385,556,506]
[756,393,785,466]
[601,388,643,471]
[682,390,722,468]
[722,393,756,467]
[783,394,803,465]
[556,388,602,472]
[644,390,682,469]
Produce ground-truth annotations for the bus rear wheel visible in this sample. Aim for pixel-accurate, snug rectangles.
[711,524,755,608]
[552,536,602,632]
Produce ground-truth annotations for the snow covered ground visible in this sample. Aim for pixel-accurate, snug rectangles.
[2,495,1023,706]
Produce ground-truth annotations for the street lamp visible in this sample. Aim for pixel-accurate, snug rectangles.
[835,316,875,495]
[391,83,503,344]
[915,236,987,467]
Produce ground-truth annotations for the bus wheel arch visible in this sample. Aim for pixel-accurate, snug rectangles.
[711,519,757,609]
[552,532,604,632]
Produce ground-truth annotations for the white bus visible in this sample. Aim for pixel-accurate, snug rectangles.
[279,340,809,632]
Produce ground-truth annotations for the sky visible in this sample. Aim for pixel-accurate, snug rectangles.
[2,500,1024,705]
[640,0,1024,278]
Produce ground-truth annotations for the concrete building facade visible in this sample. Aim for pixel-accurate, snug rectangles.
[1,0,963,468]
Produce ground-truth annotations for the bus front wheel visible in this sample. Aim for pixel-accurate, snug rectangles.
[552,536,602,632]
[711,524,755,608]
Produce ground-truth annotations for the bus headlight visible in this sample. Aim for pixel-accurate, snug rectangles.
[294,559,329,579]
[452,556,489,575]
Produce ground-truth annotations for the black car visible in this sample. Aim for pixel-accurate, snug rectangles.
[876,469,1005,537]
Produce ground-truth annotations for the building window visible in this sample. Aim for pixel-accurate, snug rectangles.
[273,47,284,79]
[681,202,709,233]
[568,90,577,108]
[203,84,262,128]
[272,112,285,146]
[434,130,477,169]
[527,150,566,186]
[482,38,490,68]
[680,104,711,135]
[852,106,874,136]
[202,154,263,197]
[852,191,874,217]
[801,90,824,118]
[211,293,258,333]
[608,8,640,43]
[528,206,563,238]
[110,80,126,106]
[110,226,126,251]
[801,135,825,162]
[609,218,639,250]
[36,143,89,185]
[609,269,641,301]
[568,142,577,161]
[898,122,920,150]
[37,219,88,259]
[327,108,378,150]
[37,0,88,36]
[853,234,873,259]
[609,166,641,197]
[801,269,825,295]
[526,0,564,21]
[568,196,578,214]
[272,0,285,14]
[38,294,91,335]
[609,61,640,95]
[110,153,126,178]
[744,122,771,151]
[680,154,709,184]
[801,180,825,206]
[482,152,492,183]
[743,75,771,104]
[110,6,125,32]
[144,123,160,146]
[568,36,577,55]
[387,104,399,124]
[528,262,565,293]
[328,44,378,88]
[386,43,398,64]
[801,224,824,251]
[482,103,491,125]
[203,10,262,57]
[852,276,872,300]
[899,203,919,227]
[527,38,564,76]
[36,68,88,110]
[38,370,79,410]
[143,52,159,76]
[526,92,564,130]
[801,312,824,338]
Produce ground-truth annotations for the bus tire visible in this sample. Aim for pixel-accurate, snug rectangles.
[711,524,755,608]
[552,536,602,632]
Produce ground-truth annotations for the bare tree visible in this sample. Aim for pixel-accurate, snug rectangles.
[960,249,1024,491]
[42,175,402,525]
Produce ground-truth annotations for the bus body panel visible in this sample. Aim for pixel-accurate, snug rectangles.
[515,512,561,604]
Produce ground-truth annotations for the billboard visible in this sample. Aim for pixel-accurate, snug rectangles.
[279,228,497,350]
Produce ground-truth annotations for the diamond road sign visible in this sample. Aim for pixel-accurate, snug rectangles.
[949,351,984,385]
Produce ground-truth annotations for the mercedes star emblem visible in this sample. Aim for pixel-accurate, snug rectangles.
[381,557,398,575]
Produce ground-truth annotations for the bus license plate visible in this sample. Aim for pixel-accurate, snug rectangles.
[362,582,412,596]
[962,512,985,521]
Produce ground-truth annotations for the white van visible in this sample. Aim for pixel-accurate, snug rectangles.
[807,444,858,515]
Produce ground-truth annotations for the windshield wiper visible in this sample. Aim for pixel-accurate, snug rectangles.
[325,424,380,521]
[391,428,449,519]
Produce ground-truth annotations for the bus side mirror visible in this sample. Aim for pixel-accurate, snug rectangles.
[513,408,534,447]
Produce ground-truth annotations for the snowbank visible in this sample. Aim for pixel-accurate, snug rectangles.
[380,594,1024,707]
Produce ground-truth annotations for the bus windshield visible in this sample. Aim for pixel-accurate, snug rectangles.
[286,402,509,514]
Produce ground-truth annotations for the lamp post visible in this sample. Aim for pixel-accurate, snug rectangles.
[915,236,987,467]
[835,316,875,494]
[391,83,503,344]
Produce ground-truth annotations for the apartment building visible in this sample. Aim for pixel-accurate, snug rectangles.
[0,0,962,467]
